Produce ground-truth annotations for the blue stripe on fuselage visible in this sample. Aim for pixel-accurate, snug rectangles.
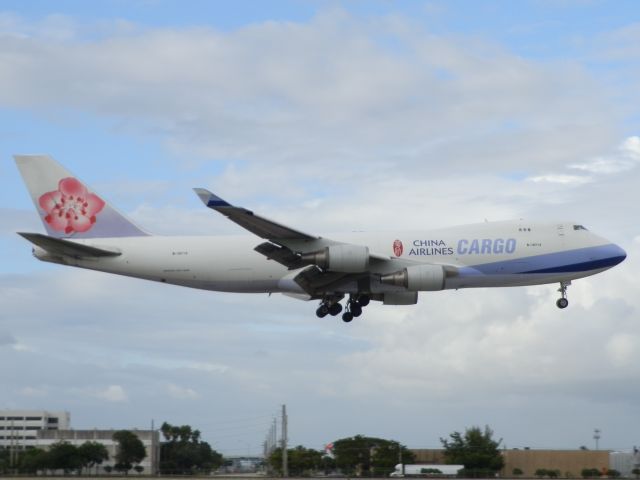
[460,244,626,276]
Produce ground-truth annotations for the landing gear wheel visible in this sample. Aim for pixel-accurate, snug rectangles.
[316,304,330,318]
[556,281,570,309]
[328,303,343,316]
[351,303,362,317]
[342,312,353,322]
[358,295,370,307]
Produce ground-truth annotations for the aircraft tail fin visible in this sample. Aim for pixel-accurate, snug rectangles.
[14,154,149,238]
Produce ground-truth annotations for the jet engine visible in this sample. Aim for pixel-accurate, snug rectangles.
[380,264,446,291]
[383,292,418,305]
[301,245,369,272]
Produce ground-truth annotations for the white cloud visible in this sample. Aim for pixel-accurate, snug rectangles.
[18,386,48,397]
[167,383,200,400]
[569,135,640,174]
[606,333,638,368]
[186,362,229,374]
[0,10,618,180]
[74,385,128,403]
[527,174,592,185]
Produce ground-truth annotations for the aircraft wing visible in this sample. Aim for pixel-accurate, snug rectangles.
[194,188,389,257]
[193,189,317,241]
[193,189,416,297]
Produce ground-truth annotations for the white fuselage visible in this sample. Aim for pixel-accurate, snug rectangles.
[34,220,626,297]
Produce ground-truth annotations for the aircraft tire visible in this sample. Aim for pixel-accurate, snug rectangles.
[351,304,362,317]
[358,295,370,307]
[342,312,353,322]
[329,303,343,316]
[316,305,330,318]
[556,298,569,309]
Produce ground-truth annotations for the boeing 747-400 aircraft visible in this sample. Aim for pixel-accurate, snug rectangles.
[15,155,627,322]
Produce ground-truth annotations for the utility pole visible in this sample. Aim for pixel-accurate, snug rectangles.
[9,419,14,472]
[272,418,277,452]
[281,405,288,477]
[593,429,601,450]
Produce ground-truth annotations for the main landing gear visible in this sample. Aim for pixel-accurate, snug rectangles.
[556,281,570,309]
[316,295,370,322]
[315,301,342,318]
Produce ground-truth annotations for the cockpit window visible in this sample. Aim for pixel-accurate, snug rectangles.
[573,225,588,231]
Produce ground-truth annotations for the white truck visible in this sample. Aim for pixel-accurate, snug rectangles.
[390,464,464,477]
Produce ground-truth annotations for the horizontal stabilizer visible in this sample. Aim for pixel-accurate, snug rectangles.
[18,232,121,258]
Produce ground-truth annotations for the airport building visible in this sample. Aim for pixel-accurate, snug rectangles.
[411,448,640,478]
[0,410,70,449]
[0,410,159,474]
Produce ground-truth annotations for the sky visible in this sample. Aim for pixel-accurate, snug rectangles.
[1,0,639,457]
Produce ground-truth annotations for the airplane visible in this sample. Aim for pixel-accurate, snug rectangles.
[14,154,627,322]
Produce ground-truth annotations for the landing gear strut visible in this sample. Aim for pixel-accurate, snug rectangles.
[556,281,570,309]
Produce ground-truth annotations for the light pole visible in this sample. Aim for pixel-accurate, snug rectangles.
[593,429,601,450]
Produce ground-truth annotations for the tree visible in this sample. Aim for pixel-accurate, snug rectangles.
[269,446,325,476]
[78,441,109,474]
[0,449,9,474]
[581,468,600,478]
[632,468,640,479]
[18,448,48,474]
[440,426,504,478]
[331,435,415,476]
[159,422,223,474]
[607,469,621,478]
[113,430,146,475]
[513,468,524,476]
[47,441,83,474]
[536,468,548,478]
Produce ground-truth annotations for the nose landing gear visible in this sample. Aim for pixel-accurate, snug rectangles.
[556,281,570,309]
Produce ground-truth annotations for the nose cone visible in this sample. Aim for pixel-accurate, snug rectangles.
[609,243,627,267]
[598,242,627,269]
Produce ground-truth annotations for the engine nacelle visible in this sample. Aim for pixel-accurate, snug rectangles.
[380,264,446,291]
[301,244,369,272]
[383,292,418,305]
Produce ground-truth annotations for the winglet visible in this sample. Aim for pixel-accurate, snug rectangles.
[193,188,232,208]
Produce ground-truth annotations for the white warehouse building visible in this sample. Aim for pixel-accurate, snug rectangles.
[0,410,70,449]
[0,410,159,474]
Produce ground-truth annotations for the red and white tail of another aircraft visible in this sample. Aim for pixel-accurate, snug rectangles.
[14,154,627,322]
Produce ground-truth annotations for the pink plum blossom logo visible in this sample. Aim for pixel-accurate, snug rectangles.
[38,178,106,234]
[393,239,403,257]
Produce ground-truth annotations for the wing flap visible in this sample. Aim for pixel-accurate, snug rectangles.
[254,242,309,270]
[18,232,121,258]
[293,265,352,295]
